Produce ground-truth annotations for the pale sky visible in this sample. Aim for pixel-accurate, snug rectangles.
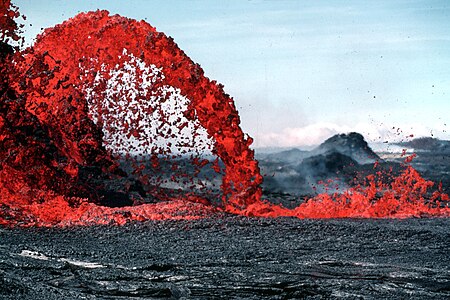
[13,0,450,147]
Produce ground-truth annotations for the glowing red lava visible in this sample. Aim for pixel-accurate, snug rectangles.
[1,3,449,226]
[234,162,449,219]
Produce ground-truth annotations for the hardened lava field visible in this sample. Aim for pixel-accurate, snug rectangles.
[1,217,450,299]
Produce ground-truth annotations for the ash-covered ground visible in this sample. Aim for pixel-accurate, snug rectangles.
[1,217,450,299]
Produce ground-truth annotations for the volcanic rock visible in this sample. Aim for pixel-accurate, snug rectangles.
[314,132,380,164]
[297,151,358,178]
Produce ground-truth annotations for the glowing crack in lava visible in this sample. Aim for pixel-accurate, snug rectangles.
[0,4,449,226]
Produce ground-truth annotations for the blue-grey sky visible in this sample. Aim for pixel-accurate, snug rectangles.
[13,0,450,147]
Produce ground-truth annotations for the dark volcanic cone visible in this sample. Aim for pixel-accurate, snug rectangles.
[315,132,380,164]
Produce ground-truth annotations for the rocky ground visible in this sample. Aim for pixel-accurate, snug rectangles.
[1,217,449,299]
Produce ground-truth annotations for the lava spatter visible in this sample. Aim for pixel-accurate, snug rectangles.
[0,4,449,227]
[238,163,449,219]
[25,10,262,207]
[1,7,262,226]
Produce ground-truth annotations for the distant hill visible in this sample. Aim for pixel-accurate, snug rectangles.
[258,132,379,166]
[258,132,397,196]
[395,137,450,153]
[258,132,450,197]
[314,132,380,164]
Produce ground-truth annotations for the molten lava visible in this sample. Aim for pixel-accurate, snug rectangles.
[1,2,449,226]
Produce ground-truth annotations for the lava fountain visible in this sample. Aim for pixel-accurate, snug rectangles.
[0,3,448,226]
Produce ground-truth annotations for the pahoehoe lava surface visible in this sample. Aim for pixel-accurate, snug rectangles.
[1,217,449,299]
